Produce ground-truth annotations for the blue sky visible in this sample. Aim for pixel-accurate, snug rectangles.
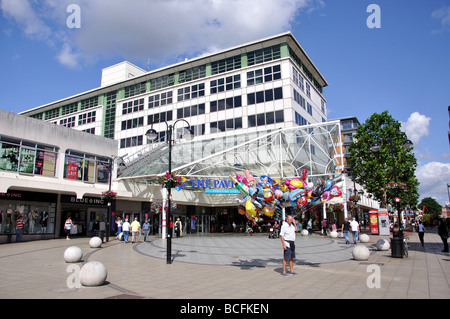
[1,0,450,205]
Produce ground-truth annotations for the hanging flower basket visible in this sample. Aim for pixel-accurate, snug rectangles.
[385,181,407,192]
[101,190,117,200]
[348,195,361,203]
[157,172,186,189]
[327,203,343,213]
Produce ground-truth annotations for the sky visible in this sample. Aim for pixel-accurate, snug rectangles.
[1,0,450,206]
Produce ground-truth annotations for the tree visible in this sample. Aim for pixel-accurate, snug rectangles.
[418,197,442,217]
[348,111,419,210]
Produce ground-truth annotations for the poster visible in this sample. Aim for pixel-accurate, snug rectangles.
[369,210,379,235]
[67,163,78,179]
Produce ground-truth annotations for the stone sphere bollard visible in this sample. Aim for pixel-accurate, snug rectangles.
[330,230,338,238]
[376,238,390,251]
[360,234,370,243]
[301,229,309,236]
[89,236,102,248]
[64,246,83,263]
[80,261,107,287]
[352,245,370,261]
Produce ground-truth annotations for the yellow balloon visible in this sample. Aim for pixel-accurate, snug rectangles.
[263,206,275,217]
[290,179,303,189]
[245,200,257,217]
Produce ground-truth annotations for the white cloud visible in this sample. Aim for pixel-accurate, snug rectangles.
[400,112,431,145]
[431,6,450,33]
[1,0,321,68]
[416,161,450,206]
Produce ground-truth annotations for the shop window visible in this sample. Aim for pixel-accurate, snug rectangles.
[64,150,111,183]
[0,137,58,177]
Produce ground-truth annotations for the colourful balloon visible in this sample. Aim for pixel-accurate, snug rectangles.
[289,179,304,189]
[245,200,257,217]
[330,185,342,197]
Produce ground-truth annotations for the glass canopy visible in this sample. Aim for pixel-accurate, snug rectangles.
[118,121,343,185]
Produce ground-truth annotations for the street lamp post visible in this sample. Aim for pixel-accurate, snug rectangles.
[146,120,194,264]
[370,137,413,230]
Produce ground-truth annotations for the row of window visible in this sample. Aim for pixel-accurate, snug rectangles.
[119,110,285,149]
[0,136,111,184]
[58,111,96,128]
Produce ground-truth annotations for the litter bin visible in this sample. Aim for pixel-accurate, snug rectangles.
[390,237,403,258]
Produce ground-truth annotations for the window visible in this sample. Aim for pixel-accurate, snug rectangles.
[122,98,144,115]
[295,111,309,126]
[211,55,241,75]
[45,108,60,120]
[78,111,96,125]
[119,136,143,149]
[247,44,281,66]
[247,111,284,128]
[209,117,243,133]
[247,64,281,86]
[292,67,304,91]
[176,103,206,119]
[179,65,207,83]
[321,100,326,114]
[306,83,311,98]
[178,83,205,101]
[0,137,58,177]
[80,96,98,110]
[293,89,306,109]
[210,96,241,112]
[150,74,175,91]
[124,82,146,98]
[210,75,240,94]
[247,87,283,105]
[148,91,173,108]
[307,103,313,116]
[61,102,79,116]
[59,116,75,128]
[148,111,173,124]
[121,117,144,130]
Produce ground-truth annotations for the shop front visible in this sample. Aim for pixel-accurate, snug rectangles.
[60,195,108,238]
[0,190,57,243]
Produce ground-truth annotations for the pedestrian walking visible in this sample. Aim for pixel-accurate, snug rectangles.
[307,219,312,234]
[64,217,74,240]
[341,218,351,244]
[122,218,131,243]
[437,219,449,253]
[142,219,151,242]
[350,217,359,244]
[280,215,299,277]
[16,215,24,242]
[130,217,141,243]
[417,220,426,247]
[115,217,123,240]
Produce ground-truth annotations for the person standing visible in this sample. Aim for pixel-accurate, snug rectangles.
[122,218,131,243]
[175,218,182,238]
[280,215,299,277]
[417,220,426,247]
[307,219,312,234]
[64,217,74,240]
[16,215,24,242]
[142,219,151,242]
[437,219,448,253]
[341,218,351,245]
[130,217,141,243]
[350,217,359,244]
[322,218,328,236]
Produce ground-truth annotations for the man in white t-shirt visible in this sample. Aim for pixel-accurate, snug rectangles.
[122,218,131,243]
[350,217,359,244]
[280,215,299,277]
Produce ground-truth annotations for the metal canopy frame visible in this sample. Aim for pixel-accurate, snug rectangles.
[118,121,343,185]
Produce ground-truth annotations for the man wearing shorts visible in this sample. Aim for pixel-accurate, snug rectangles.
[280,215,299,277]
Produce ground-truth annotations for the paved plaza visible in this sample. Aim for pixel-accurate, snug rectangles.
[0,228,449,300]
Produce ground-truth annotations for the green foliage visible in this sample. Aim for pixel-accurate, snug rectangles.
[348,111,419,210]
[418,197,442,216]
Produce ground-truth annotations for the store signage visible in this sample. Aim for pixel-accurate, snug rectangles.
[61,195,106,206]
[190,178,240,194]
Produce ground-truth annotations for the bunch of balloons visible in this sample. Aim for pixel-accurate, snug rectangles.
[230,169,343,222]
